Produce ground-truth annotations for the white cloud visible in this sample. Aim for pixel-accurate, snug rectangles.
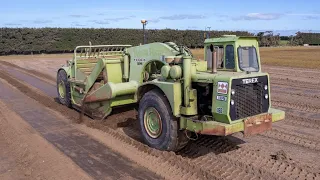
[286,13,320,16]
[92,20,109,25]
[4,23,22,26]
[97,9,164,14]
[147,19,160,23]
[147,14,207,23]
[233,12,320,21]
[233,13,283,21]
[286,13,320,20]
[160,14,207,20]
[33,20,53,24]
[69,15,89,18]
[91,16,135,25]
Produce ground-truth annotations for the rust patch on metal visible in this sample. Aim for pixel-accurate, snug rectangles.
[84,88,112,103]
[244,113,272,137]
[84,95,99,103]
[198,125,227,136]
[84,82,112,103]
[84,94,106,103]
[102,69,108,84]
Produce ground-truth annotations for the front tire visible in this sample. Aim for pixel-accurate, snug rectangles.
[57,70,71,107]
[138,89,189,151]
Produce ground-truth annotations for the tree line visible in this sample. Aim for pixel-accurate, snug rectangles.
[256,31,320,46]
[298,32,320,45]
[0,28,318,55]
[0,28,252,55]
[256,31,281,47]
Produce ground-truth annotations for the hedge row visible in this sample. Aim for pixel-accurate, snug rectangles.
[0,28,253,55]
[300,33,320,45]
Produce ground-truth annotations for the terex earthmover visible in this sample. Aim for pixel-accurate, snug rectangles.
[57,35,285,151]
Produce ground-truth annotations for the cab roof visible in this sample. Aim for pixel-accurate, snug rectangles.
[204,35,258,44]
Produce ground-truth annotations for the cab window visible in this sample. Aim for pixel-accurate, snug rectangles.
[205,44,224,69]
[216,46,224,69]
[238,46,259,72]
[225,45,235,69]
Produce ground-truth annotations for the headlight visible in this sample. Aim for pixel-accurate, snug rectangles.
[265,94,269,99]
[230,99,235,105]
[264,85,268,90]
[231,89,235,95]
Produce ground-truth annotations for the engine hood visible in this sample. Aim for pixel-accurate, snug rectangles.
[191,71,269,84]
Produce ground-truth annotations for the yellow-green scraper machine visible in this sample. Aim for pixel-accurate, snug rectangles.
[57,35,285,151]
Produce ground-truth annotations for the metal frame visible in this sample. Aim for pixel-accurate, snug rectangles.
[73,45,132,79]
[74,45,132,59]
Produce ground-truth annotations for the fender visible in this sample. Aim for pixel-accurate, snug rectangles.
[138,80,182,117]
[58,63,72,78]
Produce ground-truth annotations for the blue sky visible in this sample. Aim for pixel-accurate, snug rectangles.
[1,0,320,35]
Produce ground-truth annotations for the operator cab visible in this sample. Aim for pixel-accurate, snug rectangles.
[204,35,261,73]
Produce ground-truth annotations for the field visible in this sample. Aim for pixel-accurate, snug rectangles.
[0,46,320,180]
[192,46,320,69]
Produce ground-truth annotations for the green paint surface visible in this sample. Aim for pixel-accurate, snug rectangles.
[57,36,285,136]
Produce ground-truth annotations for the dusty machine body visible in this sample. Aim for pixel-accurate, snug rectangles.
[57,35,285,151]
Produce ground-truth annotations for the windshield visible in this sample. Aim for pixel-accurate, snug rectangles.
[238,46,259,72]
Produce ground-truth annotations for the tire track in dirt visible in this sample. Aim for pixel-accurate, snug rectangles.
[0,64,260,180]
[261,129,320,151]
[180,136,320,180]
[178,143,261,180]
[265,109,320,148]
[264,66,320,77]
[271,77,320,90]
[269,73,320,84]
[271,93,320,111]
[271,85,320,99]
[272,125,320,143]
[0,81,161,180]
[272,91,320,107]
[0,61,56,82]
[283,114,320,130]
[269,77,320,129]
[2,61,320,179]
[272,100,320,113]
[180,138,284,180]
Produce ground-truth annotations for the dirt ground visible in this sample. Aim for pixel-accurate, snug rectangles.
[0,48,320,179]
[0,89,92,180]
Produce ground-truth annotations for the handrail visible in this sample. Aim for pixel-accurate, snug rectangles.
[74,45,132,58]
[73,44,132,79]
[74,44,132,51]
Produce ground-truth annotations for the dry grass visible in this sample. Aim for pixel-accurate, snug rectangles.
[0,53,73,61]
[259,47,320,69]
[191,46,320,69]
[1,47,319,69]
[191,48,205,60]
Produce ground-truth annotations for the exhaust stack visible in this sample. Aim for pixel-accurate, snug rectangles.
[212,50,217,74]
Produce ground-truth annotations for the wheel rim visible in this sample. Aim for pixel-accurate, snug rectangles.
[143,107,162,138]
[58,81,66,99]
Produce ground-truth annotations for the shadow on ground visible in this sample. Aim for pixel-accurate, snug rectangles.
[54,97,247,158]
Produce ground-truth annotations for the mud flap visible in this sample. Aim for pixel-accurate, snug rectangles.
[243,114,272,137]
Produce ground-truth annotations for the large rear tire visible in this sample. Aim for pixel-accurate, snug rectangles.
[57,70,71,107]
[138,89,189,151]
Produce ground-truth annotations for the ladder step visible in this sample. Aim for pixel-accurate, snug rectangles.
[69,78,86,85]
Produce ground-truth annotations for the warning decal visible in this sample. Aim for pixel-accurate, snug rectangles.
[217,82,228,94]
